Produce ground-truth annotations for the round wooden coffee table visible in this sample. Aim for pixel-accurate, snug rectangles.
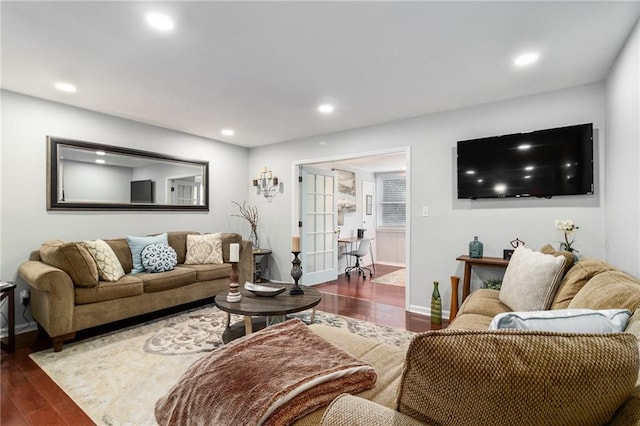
[214,284,321,343]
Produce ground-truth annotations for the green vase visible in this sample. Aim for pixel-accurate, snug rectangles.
[431,281,442,325]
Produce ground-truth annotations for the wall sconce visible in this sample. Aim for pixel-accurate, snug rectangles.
[253,166,279,202]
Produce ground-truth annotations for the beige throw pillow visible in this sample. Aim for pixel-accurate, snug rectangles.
[185,233,223,265]
[83,239,126,282]
[397,329,638,426]
[499,246,566,311]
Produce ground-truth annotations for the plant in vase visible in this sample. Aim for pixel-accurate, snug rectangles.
[232,201,259,249]
[555,219,579,253]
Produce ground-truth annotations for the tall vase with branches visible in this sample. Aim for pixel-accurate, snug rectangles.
[232,201,259,249]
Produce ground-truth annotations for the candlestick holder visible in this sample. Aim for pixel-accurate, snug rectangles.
[227,262,242,302]
[290,251,304,295]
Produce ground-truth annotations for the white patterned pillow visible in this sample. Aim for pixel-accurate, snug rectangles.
[141,243,177,273]
[185,233,223,265]
[499,246,566,311]
[83,239,126,282]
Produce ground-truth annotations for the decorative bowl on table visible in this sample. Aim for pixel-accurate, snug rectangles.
[244,282,286,297]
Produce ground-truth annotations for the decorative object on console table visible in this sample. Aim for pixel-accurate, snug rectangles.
[468,236,483,258]
[290,235,304,295]
[431,281,442,325]
[449,276,459,321]
[253,166,279,202]
[483,279,503,290]
[504,237,525,260]
[232,201,259,248]
[227,243,241,302]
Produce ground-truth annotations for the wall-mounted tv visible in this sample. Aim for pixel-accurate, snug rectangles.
[131,179,154,203]
[457,123,594,199]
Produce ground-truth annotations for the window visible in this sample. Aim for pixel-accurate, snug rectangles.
[376,172,406,228]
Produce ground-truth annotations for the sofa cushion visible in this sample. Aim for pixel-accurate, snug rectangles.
[456,288,510,318]
[447,313,493,330]
[141,243,177,273]
[83,239,126,282]
[39,240,99,288]
[181,263,231,281]
[166,231,200,264]
[104,238,134,273]
[499,246,565,311]
[539,243,575,274]
[75,275,143,305]
[608,308,640,423]
[185,233,223,265]
[127,233,169,273]
[396,329,638,426]
[489,309,632,333]
[551,257,619,309]
[138,266,196,293]
[568,269,640,311]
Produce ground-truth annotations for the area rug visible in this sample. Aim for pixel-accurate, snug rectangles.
[30,305,414,426]
[372,268,405,287]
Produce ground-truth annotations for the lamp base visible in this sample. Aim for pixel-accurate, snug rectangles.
[289,285,304,295]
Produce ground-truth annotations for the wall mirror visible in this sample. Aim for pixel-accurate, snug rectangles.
[47,136,209,211]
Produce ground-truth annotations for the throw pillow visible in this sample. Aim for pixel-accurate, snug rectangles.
[127,233,168,273]
[397,329,638,426]
[184,233,223,265]
[489,308,632,333]
[83,239,126,282]
[141,243,178,273]
[498,246,566,311]
[39,240,99,287]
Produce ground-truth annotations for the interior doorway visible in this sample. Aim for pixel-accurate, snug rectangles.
[293,148,410,308]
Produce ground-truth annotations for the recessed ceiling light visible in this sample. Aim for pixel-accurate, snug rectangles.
[465,170,475,175]
[55,82,77,93]
[95,159,106,164]
[514,52,540,67]
[517,144,531,150]
[221,129,234,136]
[524,165,535,171]
[318,104,334,114]
[96,151,106,156]
[145,12,174,31]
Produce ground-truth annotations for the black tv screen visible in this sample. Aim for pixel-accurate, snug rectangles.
[457,123,594,199]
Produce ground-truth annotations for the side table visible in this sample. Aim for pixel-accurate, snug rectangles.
[252,248,272,283]
[456,255,509,303]
[1,282,16,353]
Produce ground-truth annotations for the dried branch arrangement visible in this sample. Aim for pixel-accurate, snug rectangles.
[232,201,258,230]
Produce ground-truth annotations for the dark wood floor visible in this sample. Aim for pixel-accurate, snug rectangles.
[1,264,441,425]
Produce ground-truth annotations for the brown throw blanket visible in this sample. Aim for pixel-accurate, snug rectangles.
[155,319,377,426]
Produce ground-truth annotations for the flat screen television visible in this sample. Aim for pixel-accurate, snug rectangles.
[457,123,594,199]
[130,179,154,203]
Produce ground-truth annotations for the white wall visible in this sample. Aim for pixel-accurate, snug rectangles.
[1,91,250,330]
[605,19,640,276]
[63,160,132,203]
[249,83,607,317]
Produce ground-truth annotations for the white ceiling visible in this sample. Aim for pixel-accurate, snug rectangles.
[2,1,639,148]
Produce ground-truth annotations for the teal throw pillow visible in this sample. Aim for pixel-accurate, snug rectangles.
[127,233,168,273]
[141,243,177,273]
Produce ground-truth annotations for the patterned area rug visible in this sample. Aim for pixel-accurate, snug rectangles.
[30,305,414,425]
[371,268,405,286]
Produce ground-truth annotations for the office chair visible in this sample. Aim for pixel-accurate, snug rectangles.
[345,238,374,280]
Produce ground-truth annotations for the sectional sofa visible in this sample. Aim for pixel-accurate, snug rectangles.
[298,247,640,425]
[18,231,252,352]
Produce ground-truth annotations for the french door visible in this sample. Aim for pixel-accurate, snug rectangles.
[300,166,338,284]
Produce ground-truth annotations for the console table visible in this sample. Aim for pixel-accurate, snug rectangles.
[456,255,509,302]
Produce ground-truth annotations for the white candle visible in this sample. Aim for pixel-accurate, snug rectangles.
[229,243,240,262]
[292,236,301,252]
[262,166,268,173]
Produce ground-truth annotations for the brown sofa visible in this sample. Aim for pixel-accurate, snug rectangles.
[295,255,640,425]
[18,231,252,352]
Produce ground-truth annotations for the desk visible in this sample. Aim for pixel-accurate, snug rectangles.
[0,282,16,353]
[456,255,509,302]
[252,248,272,283]
[338,237,376,274]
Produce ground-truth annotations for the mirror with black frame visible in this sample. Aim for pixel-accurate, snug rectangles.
[47,136,209,211]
